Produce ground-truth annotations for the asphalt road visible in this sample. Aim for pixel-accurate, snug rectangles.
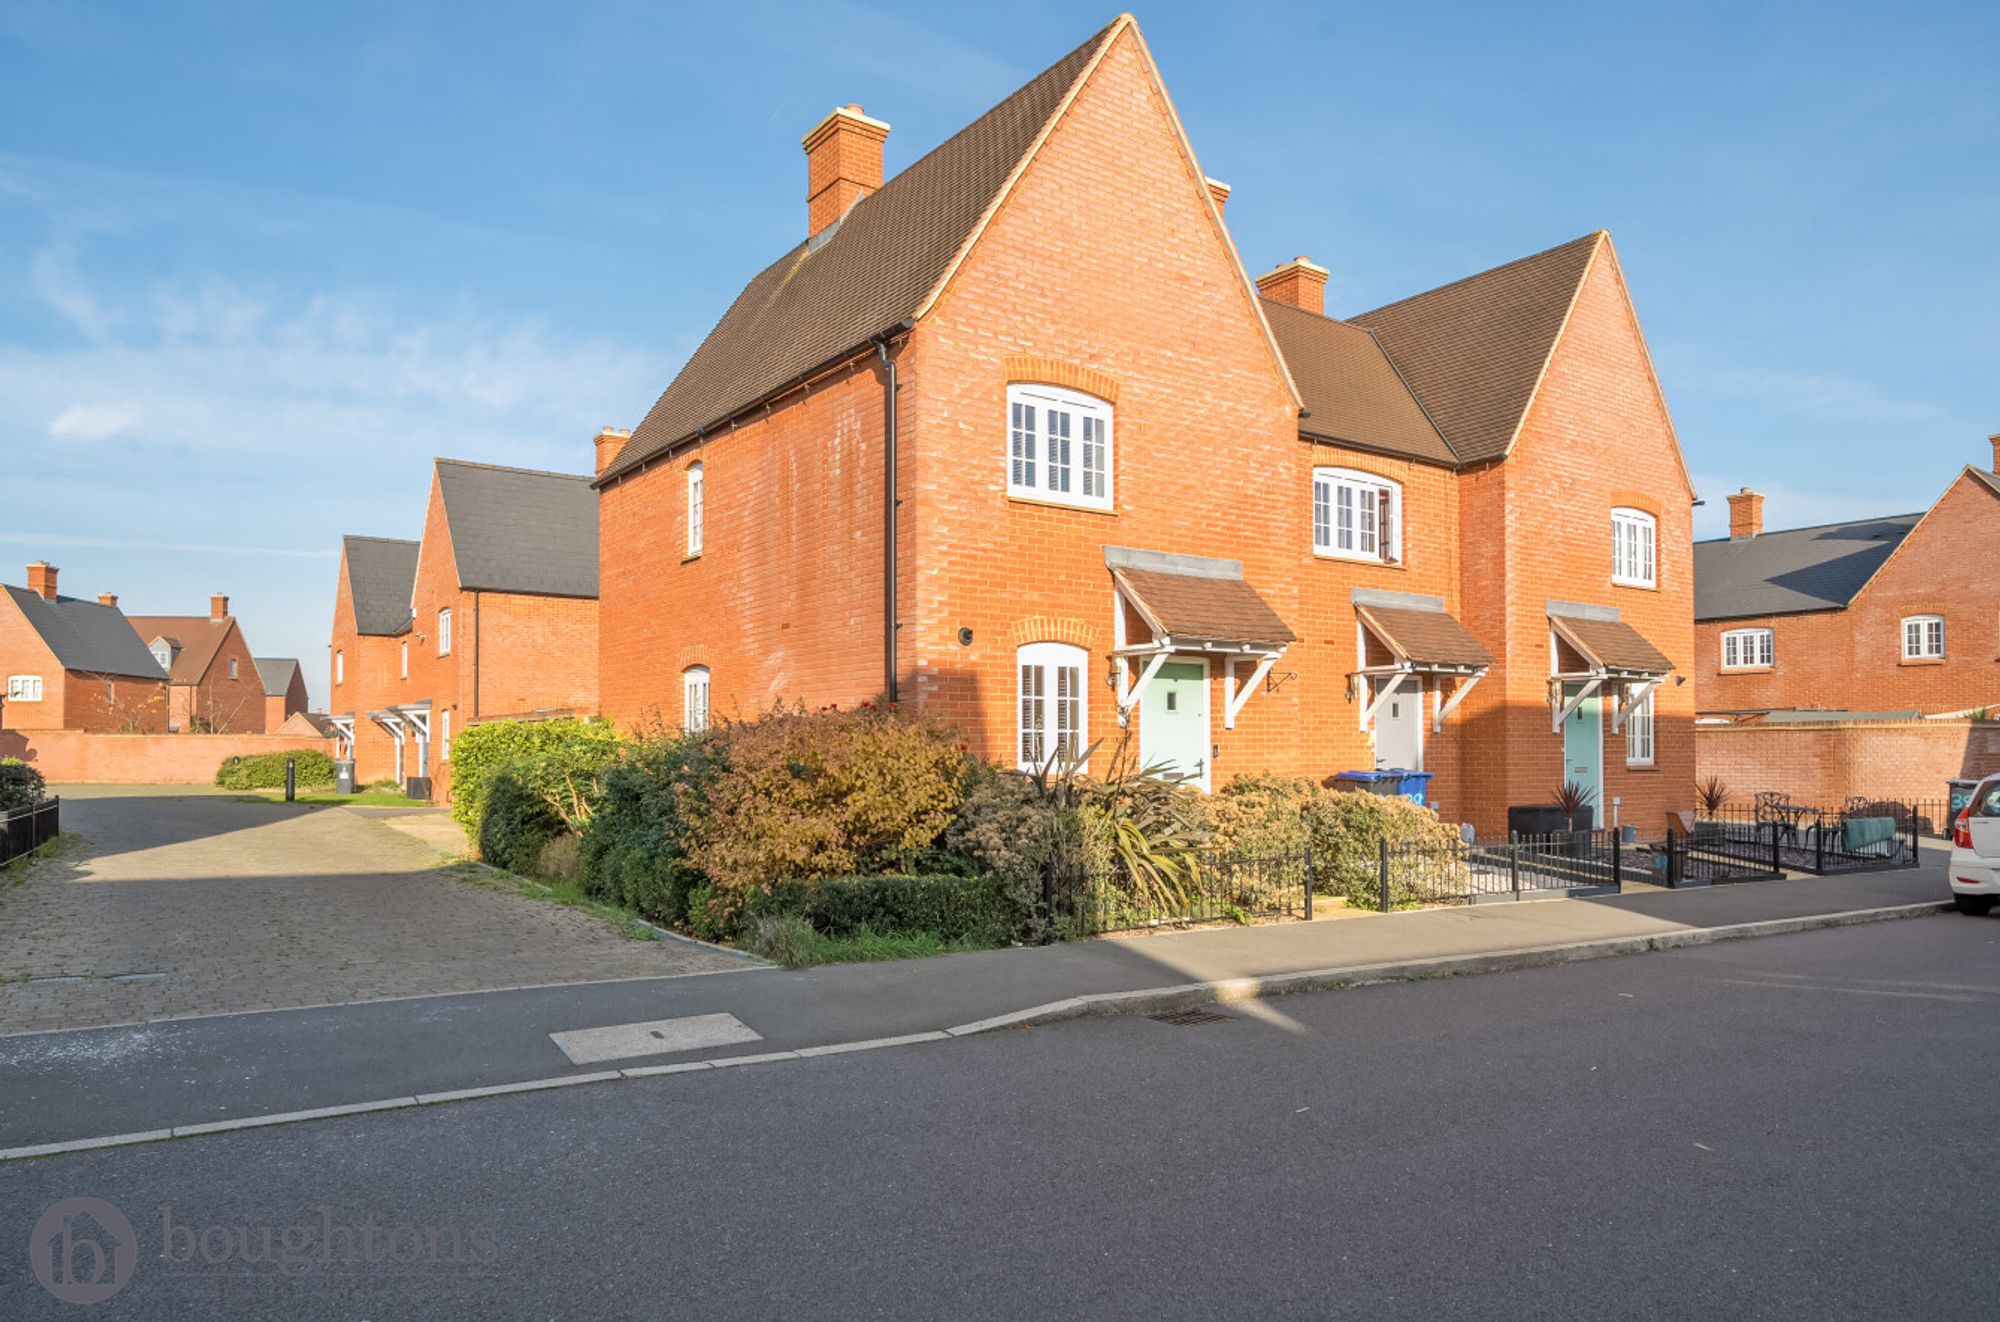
[5,913,1998,1319]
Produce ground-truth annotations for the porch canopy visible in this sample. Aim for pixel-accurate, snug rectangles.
[1547,600,1674,733]
[1350,589,1494,732]
[365,701,433,780]
[1107,546,1295,730]
[326,712,356,760]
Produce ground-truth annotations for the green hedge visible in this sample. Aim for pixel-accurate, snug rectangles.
[214,749,337,790]
[753,872,1026,945]
[576,731,728,928]
[476,764,563,874]
[450,717,620,837]
[0,758,45,810]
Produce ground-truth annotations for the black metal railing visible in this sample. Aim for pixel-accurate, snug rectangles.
[0,796,59,867]
[1044,849,1312,937]
[1693,802,1922,876]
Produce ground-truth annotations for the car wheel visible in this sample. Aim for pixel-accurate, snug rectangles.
[1953,895,1996,916]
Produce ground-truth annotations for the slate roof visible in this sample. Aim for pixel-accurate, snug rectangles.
[127,615,232,685]
[1350,233,1602,465]
[342,536,420,637]
[1260,302,1456,465]
[1692,514,1921,621]
[3,586,168,681]
[254,657,300,698]
[435,459,599,598]
[1355,602,1494,669]
[601,20,1120,485]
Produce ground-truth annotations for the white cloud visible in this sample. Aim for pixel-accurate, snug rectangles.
[47,400,140,440]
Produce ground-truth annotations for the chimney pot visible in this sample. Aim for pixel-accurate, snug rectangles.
[1204,177,1231,215]
[594,426,634,477]
[1727,487,1764,539]
[802,104,891,238]
[98,592,118,607]
[1254,256,1330,316]
[25,561,58,601]
[1989,432,2000,475]
[210,593,229,620]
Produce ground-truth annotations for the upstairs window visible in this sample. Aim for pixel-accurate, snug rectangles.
[228,657,238,680]
[1720,627,1774,670]
[1017,642,1086,771]
[7,675,42,702]
[683,666,711,733]
[1612,508,1656,588]
[1626,689,1655,767]
[1903,614,1945,660]
[1313,468,1401,563]
[437,608,452,657]
[687,461,704,556]
[401,641,409,678]
[440,710,452,762]
[1006,384,1112,511]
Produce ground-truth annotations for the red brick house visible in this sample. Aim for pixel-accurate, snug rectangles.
[594,15,1695,836]
[128,596,267,733]
[330,461,600,799]
[254,658,309,731]
[1,562,169,733]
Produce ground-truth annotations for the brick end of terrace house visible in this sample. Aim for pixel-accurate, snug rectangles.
[2,562,171,734]
[593,14,1697,839]
[327,460,600,800]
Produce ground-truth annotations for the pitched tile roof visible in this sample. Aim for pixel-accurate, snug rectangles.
[1354,602,1494,669]
[253,657,300,698]
[1551,613,1675,675]
[4,586,169,681]
[342,535,420,637]
[127,615,233,685]
[1692,514,1920,621]
[1350,232,1602,464]
[1260,302,1456,465]
[600,20,1121,485]
[435,459,599,598]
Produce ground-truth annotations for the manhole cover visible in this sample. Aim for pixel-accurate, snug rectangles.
[1150,1008,1237,1026]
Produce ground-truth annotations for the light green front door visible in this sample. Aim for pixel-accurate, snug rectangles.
[1140,661,1209,790]
[1561,682,1602,828]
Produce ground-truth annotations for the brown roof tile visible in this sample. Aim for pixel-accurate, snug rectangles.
[1355,604,1494,669]
[1261,301,1456,465]
[1115,567,1296,647]
[601,21,1120,485]
[127,615,233,685]
[1551,614,1674,675]
[1350,232,1601,464]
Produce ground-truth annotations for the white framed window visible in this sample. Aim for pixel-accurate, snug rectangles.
[227,657,238,680]
[683,666,711,733]
[437,608,452,657]
[151,643,172,670]
[1312,468,1402,563]
[1017,642,1087,771]
[6,675,43,702]
[400,642,409,679]
[335,650,344,685]
[1625,689,1655,767]
[1902,614,1945,660]
[1720,627,1774,670]
[440,710,452,762]
[687,461,704,556]
[1612,508,1657,588]
[1006,384,1112,511]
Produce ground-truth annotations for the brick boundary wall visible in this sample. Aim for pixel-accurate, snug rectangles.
[0,729,331,784]
[1695,719,2000,807]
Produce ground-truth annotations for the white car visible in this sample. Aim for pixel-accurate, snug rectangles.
[1949,776,2000,915]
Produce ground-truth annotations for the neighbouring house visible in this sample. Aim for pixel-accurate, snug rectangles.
[274,710,335,739]
[127,595,268,733]
[0,562,169,733]
[254,657,309,730]
[330,460,600,800]
[1691,435,2000,807]
[327,534,420,788]
[592,14,1694,838]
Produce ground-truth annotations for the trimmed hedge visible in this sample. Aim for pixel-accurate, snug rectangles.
[214,750,337,791]
[476,765,562,874]
[0,758,45,810]
[753,873,1026,945]
[576,731,728,928]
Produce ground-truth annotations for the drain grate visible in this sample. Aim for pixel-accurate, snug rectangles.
[1151,1008,1237,1026]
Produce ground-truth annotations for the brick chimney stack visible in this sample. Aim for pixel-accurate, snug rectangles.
[210,593,229,620]
[1204,177,1231,215]
[1728,487,1764,539]
[593,426,633,477]
[803,104,890,238]
[1989,432,1999,474]
[25,561,57,601]
[1255,257,1330,315]
[97,592,118,607]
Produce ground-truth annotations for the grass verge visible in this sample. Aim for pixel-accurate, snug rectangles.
[2,832,76,885]
[448,861,658,942]
[746,912,1003,969]
[235,789,426,808]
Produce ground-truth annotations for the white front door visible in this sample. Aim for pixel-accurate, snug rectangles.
[1140,660,1210,790]
[1373,675,1423,771]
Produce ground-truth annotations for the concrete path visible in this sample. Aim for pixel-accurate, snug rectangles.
[0,850,1953,1151]
[0,786,750,1035]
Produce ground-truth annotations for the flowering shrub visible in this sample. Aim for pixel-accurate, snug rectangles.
[686,703,967,896]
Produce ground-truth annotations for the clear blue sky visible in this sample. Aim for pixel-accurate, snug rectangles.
[3,1,1994,711]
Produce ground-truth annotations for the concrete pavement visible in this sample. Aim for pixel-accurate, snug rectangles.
[0,853,1953,1152]
[4,916,1996,1319]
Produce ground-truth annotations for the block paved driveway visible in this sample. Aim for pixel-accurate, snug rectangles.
[0,786,748,1035]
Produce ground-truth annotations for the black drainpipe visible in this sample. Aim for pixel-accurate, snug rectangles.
[875,325,909,703]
